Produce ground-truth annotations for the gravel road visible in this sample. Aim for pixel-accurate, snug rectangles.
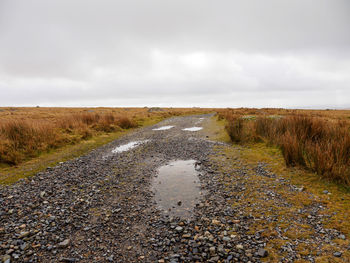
[1,114,348,262]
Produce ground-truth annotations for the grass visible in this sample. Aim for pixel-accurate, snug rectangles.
[0,111,137,165]
[0,107,212,184]
[208,116,350,262]
[0,130,125,184]
[220,110,350,186]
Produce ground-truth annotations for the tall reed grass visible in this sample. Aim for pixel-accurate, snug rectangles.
[224,114,350,185]
[0,112,137,165]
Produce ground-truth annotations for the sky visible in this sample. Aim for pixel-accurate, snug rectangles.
[0,0,349,108]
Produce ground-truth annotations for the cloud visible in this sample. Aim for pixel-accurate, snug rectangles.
[0,0,349,108]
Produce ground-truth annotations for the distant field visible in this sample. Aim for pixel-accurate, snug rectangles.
[218,108,350,186]
[0,107,210,167]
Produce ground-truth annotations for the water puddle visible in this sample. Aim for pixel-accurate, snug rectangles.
[152,160,203,219]
[112,140,149,153]
[152,125,174,131]
[195,118,204,125]
[182,127,203,131]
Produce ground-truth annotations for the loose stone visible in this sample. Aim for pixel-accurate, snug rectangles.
[175,226,183,232]
[333,252,342,257]
[57,239,70,248]
[256,248,268,257]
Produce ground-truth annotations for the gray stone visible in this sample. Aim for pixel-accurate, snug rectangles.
[339,234,346,240]
[333,252,342,257]
[2,255,11,263]
[256,248,268,257]
[222,236,231,242]
[209,246,216,254]
[209,256,219,262]
[20,243,29,251]
[18,231,30,239]
[58,239,71,248]
[175,226,183,232]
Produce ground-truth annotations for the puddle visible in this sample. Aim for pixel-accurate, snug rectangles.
[112,140,149,153]
[152,160,203,219]
[182,127,203,131]
[152,125,174,131]
[195,118,204,124]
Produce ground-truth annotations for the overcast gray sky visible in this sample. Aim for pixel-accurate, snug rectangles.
[0,0,349,108]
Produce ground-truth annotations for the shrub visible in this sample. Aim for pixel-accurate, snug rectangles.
[0,120,60,164]
[117,116,137,129]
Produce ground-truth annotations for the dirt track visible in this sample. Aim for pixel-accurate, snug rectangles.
[0,114,348,262]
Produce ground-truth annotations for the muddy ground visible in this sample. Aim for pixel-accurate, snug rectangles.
[0,114,348,262]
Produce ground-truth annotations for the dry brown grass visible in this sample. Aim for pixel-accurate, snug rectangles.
[221,109,350,185]
[0,107,211,166]
[0,120,61,164]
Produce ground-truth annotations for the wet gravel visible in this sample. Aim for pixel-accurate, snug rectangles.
[0,114,348,262]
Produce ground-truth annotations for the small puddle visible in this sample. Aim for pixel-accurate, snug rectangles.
[195,118,204,124]
[112,140,149,153]
[152,125,174,131]
[182,127,203,131]
[152,160,202,219]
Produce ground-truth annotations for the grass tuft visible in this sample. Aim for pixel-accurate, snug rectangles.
[223,113,350,185]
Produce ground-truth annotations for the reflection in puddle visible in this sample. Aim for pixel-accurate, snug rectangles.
[152,125,174,131]
[152,160,203,219]
[182,127,203,131]
[112,140,149,153]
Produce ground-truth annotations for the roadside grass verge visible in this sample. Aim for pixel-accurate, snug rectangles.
[0,112,137,165]
[209,116,350,262]
[222,113,350,186]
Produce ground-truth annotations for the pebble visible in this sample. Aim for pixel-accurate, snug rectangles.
[20,243,29,251]
[211,219,220,225]
[107,255,114,262]
[333,252,342,257]
[18,231,30,239]
[236,244,244,250]
[222,236,231,242]
[338,234,346,240]
[57,239,70,248]
[209,246,216,254]
[175,226,183,232]
[2,255,11,263]
[256,248,268,257]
